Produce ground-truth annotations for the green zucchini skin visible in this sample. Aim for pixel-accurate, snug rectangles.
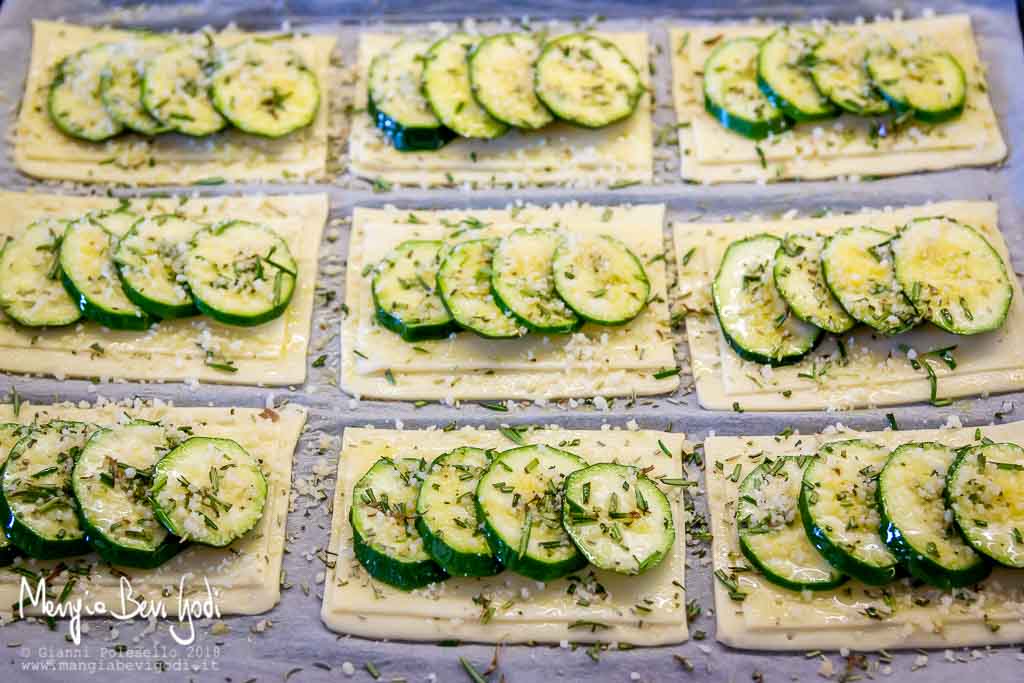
[755,28,837,123]
[60,269,152,331]
[369,95,457,152]
[352,507,449,590]
[476,497,588,582]
[877,442,991,589]
[415,515,502,578]
[0,463,91,560]
[77,510,183,569]
[703,38,790,141]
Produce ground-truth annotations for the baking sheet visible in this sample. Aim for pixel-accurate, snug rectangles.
[0,0,1021,681]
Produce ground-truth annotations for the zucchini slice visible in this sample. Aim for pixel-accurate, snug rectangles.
[468,33,553,130]
[437,239,522,339]
[72,423,182,568]
[352,457,448,590]
[475,444,588,581]
[415,447,503,577]
[757,27,836,121]
[892,217,1012,336]
[877,442,991,588]
[114,214,202,320]
[150,436,267,547]
[810,29,889,116]
[142,42,227,137]
[562,463,675,575]
[100,39,173,136]
[712,234,822,366]
[184,221,297,327]
[865,45,966,123]
[773,233,856,334]
[368,39,454,151]
[373,239,458,342]
[551,233,650,326]
[534,33,643,128]
[0,218,81,328]
[703,38,789,140]
[422,34,507,139]
[210,39,320,138]
[0,424,33,566]
[821,226,919,335]
[736,457,847,592]
[491,228,580,334]
[48,44,123,141]
[0,421,94,560]
[947,442,1024,568]
[60,213,153,331]
[800,440,899,585]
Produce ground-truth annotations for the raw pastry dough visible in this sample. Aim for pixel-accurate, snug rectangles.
[0,402,305,618]
[341,204,679,400]
[349,32,653,187]
[15,21,335,185]
[321,426,688,645]
[706,421,1024,650]
[673,201,1024,411]
[0,191,327,386]
[670,15,1007,183]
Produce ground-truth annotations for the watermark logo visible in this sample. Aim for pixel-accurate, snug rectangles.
[18,575,221,645]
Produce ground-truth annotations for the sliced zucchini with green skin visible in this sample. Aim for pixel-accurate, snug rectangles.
[0,219,81,328]
[476,444,587,581]
[437,239,522,339]
[821,226,919,336]
[114,214,202,320]
[211,39,320,138]
[562,463,674,575]
[150,437,267,548]
[810,29,889,116]
[48,44,123,141]
[368,39,454,151]
[736,457,847,592]
[60,213,153,331]
[100,39,173,135]
[757,27,836,121]
[704,38,789,140]
[415,447,502,577]
[373,240,458,342]
[72,423,182,569]
[352,457,448,590]
[800,440,899,585]
[552,234,649,326]
[491,228,580,334]
[892,217,1012,336]
[184,221,297,327]
[877,442,991,589]
[773,233,856,334]
[866,46,966,123]
[712,234,822,366]
[0,421,94,560]
[534,33,643,129]
[142,42,227,137]
[468,33,553,130]
[422,34,507,139]
[0,423,33,566]
[947,442,1024,568]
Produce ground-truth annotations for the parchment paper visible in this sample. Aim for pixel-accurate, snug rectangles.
[0,0,1021,681]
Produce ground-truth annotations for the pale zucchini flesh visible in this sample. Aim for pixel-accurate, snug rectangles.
[713,234,822,366]
[368,39,453,151]
[0,218,81,328]
[142,41,227,136]
[468,33,553,130]
[0,423,34,564]
[48,44,124,141]
[114,213,202,319]
[150,436,267,547]
[866,45,966,122]
[534,33,643,128]
[773,233,856,334]
[551,233,650,326]
[437,238,522,339]
[490,228,579,334]
[821,226,919,335]
[373,239,457,341]
[756,27,836,121]
[892,217,1012,336]
[810,29,889,116]
[422,34,507,139]
[211,39,320,138]
[703,38,789,140]
[100,38,173,136]
[562,463,675,575]
[736,457,846,591]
